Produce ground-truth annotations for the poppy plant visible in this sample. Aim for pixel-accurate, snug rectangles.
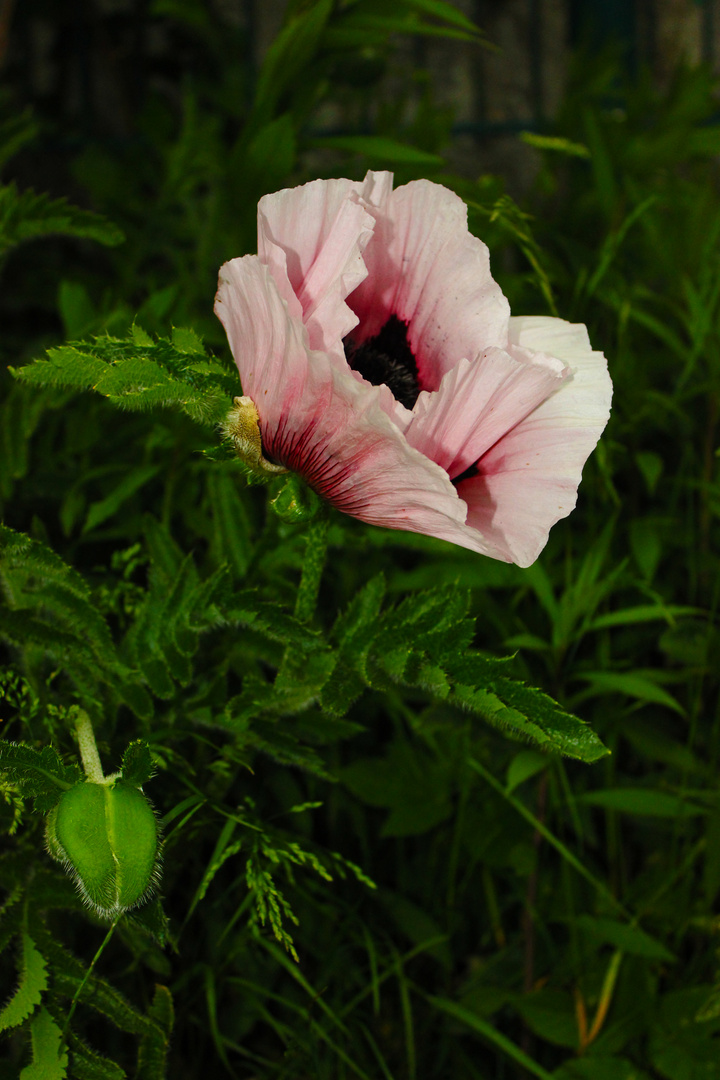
[215,172,612,566]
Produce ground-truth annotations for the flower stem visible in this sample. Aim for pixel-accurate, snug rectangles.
[72,708,104,783]
[294,512,328,624]
[61,914,120,1044]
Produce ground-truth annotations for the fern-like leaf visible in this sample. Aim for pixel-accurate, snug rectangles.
[0,183,123,255]
[19,1007,68,1080]
[13,326,238,428]
[0,743,78,811]
[136,986,174,1080]
[0,932,48,1032]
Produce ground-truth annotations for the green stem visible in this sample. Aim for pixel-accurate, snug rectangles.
[62,915,120,1044]
[72,708,104,783]
[294,512,328,624]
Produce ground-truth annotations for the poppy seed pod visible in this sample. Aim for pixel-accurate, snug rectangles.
[46,780,160,919]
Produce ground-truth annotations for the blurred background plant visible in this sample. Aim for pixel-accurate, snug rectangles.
[1,1,720,1078]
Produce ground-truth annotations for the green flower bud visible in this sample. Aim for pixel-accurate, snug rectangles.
[268,473,321,523]
[45,780,160,919]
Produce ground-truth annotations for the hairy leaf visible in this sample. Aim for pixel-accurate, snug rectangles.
[14,330,238,428]
[0,932,48,1032]
[19,1007,68,1080]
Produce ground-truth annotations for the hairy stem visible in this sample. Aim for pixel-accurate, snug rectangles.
[295,512,328,624]
[73,708,104,783]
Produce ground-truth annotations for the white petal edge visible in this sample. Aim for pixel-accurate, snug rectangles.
[455,315,612,566]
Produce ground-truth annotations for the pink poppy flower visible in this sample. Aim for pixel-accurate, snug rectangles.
[214,172,612,567]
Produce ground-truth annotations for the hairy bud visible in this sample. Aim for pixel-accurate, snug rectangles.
[46,780,160,919]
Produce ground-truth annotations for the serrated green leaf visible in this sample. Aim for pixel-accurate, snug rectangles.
[225,593,324,652]
[116,681,154,723]
[0,742,75,805]
[15,331,237,428]
[456,678,609,763]
[0,933,48,1032]
[0,183,123,255]
[19,1007,68,1080]
[137,655,175,700]
[142,515,184,580]
[331,573,386,647]
[131,324,153,347]
[83,466,161,534]
[29,922,157,1037]
[136,985,173,1080]
[125,900,171,948]
[171,326,204,355]
[120,742,155,787]
[69,1040,127,1080]
[0,528,121,689]
[319,661,365,717]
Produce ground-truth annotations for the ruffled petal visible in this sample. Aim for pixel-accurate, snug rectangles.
[257,174,391,362]
[348,179,510,391]
[455,316,612,567]
[404,346,569,480]
[214,255,471,540]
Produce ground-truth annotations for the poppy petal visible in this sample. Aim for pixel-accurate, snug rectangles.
[214,255,471,538]
[348,179,511,391]
[404,346,569,480]
[257,174,391,362]
[455,316,612,566]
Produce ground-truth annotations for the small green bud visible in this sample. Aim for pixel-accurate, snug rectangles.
[268,473,321,523]
[45,780,160,919]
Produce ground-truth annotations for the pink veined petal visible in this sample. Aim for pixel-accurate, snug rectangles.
[257,175,391,363]
[455,316,612,567]
[214,255,472,540]
[404,346,569,480]
[355,169,394,212]
[347,179,510,391]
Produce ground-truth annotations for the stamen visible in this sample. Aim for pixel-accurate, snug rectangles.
[345,315,421,409]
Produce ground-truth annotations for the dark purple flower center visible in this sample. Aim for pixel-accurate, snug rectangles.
[344,315,421,409]
[452,461,479,485]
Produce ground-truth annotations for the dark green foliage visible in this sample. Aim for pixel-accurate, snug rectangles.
[14,326,237,428]
[0,742,78,811]
[0,1,718,1077]
[120,742,155,788]
[0,184,123,257]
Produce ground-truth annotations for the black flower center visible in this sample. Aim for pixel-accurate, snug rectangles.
[452,461,479,486]
[344,315,421,410]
